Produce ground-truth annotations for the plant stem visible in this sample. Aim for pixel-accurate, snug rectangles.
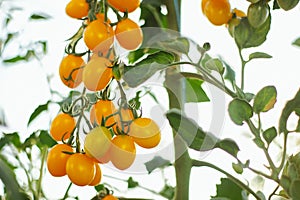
[192,159,262,200]
[277,133,288,171]
[61,182,72,200]
[36,147,47,199]
[238,49,247,90]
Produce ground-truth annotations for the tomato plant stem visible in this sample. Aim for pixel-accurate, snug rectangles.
[36,147,47,200]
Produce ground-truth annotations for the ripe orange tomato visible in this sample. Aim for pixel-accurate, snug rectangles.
[110,135,136,170]
[103,194,119,200]
[47,144,73,177]
[66,153,96,186]
[115,18,143,50]
[82,57,113,91]
[84,19,114,52]
[204,0,232,26]
[201,0,210,13]
[59,54,85,88]
[65,0,89,19]
[128,118,161,148]
[50,113,76,141]
[90,100,116,126]
[84,126,112,161]
[89,163,102,186]
[107,0,140,13]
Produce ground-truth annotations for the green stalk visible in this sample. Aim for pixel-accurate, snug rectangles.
[36,147,48,199]
[164,1,193,200]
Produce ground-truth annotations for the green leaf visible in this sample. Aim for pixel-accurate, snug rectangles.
[27,101,50,126]
[228,99,253,125]
[127,177,139,189]
[159,184,175,200]
[205,58,225,74]
[123,51,175,87]
[277,0,299,11]
[38,130,57,148]
[29,13,51,20]
[215,138,240,158]
[248,52,272,61]
[157,37,190,55]
[0,132,22,150]
[262,127,277,145]
[94,184,105,192]
[144,156,171,174]
[3,55,27,63]
[0,107,6,126]
[185,78,210,103]
[212,178,246,200]
[279,89,300,134]
[0,159,27,200]
[234,14,271,49]
[223,60,236,86]
[290,180,300,199]
[292,37,300,47]
[253,86,277,113]
[232,162,244,174]
[140,0,168,28]
[127,48,159,64]
[166,108,218,151]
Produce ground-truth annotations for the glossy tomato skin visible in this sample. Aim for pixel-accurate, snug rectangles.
[59,54,85,88]
[115,18,143,50]
[50,113,75,141]
[204,0,232,26]
[107,0,140,13]
[66,153,96,186]
[103,194,119,200]
[47,144,73,177]
[110,135,136,170]
[65,0,89,19]
[128,118,161,148]
[82,57,113,91]
[91,100,116,126]
[84,19,114,52]
[84,126,112,162]
[89,163,102,186]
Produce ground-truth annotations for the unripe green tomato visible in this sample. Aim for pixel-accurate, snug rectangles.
[277,0,299,11]
[247,2,269,28]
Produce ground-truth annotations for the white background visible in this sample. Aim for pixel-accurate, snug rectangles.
[1,0,300,199]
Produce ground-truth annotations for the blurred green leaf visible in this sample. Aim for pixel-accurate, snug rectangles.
[185,78,210,103]
[127,48,159,64]
[292,37,300,47]
[94,184,105,192]
[0,159,28,200]
[262,127,277,145]
[159,184,175,200]
[157,37,190,55]
[3,55,27,63]
[27,100,50,126]
[127,177,139,189]
[228,99,253,125]
[253,86,277,113]
[145,156,171,174]
[123,51,174,87]
[248,52,272,61]
[38,130,57,148]
[166,108,218,151]
[29,13,51,20]
[0,132,21,150]
[279,89,300,134]
[212,178,246,200]
[290,180,300,199]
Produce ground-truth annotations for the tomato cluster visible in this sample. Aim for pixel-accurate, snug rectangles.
[85,101,161,170]
[48,0,161,190]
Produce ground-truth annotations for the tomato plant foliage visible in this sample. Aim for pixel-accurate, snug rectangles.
[1,0,300,199]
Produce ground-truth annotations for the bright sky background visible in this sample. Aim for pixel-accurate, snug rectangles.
[0,0,300,199]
